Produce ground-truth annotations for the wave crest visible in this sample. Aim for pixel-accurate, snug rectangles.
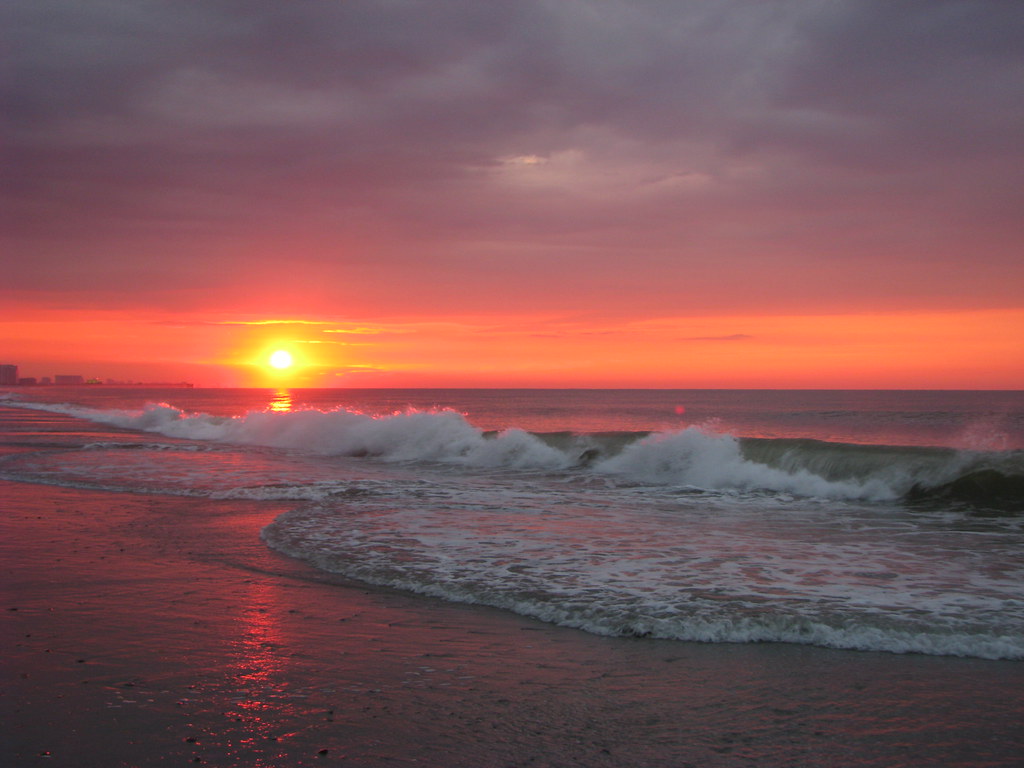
[6,398,1021,506]
[594,428,899,499]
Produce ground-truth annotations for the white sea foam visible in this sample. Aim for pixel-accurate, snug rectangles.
[13,401,572,470]
[261,492,1024,660]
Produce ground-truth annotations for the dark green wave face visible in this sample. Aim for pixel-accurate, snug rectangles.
[737,436,1024,512]
[905,468,1024,513]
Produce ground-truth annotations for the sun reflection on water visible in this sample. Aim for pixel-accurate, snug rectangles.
[269,389,293,413]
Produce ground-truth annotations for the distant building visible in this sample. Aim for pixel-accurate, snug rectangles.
[54,375,85,385]
[40,377,52,385]
[0,364,17,385]
[18,377,38,386]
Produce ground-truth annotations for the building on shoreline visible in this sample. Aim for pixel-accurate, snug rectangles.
[0,365,191,388]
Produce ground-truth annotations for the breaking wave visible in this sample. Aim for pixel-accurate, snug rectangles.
[5,398,1022,507]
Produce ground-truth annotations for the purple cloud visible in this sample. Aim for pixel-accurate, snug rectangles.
[3,1,1022,317]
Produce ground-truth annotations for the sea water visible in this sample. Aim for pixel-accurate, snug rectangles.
[2,388,1022,660]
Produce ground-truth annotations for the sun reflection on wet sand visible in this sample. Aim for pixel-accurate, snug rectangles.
[220,579,302,764]
[268,390,293,413]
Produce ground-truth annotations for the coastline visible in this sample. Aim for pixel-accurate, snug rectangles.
[2,407,1023,766]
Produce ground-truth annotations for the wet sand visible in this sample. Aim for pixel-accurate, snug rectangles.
[2,407,1023,766]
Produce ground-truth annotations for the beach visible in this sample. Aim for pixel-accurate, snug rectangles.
[3,405,1023,767]
[7,1,1023,762]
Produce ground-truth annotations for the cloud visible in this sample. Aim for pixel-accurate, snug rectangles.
[3,1,1022,319]
[214,319,332,326]
[323,327,391,335]
[679,334,754,342]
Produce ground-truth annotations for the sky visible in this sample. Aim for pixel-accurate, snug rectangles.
[3,0,1022,388]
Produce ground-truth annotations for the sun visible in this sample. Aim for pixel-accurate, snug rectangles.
[268,349,293,370]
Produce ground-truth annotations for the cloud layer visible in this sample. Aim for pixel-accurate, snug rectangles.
[4,0,1023,319]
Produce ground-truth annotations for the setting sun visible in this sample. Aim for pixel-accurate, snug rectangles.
[268,349,293,369]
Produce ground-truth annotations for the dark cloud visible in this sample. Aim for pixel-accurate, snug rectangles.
[3,0,1022,316]
[768,1,1024,160]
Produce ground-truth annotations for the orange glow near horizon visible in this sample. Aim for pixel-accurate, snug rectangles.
[1,307,1021,389]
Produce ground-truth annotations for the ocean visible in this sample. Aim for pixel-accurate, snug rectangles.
[2,387,1022,661]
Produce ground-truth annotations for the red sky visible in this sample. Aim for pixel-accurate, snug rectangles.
[3,2,1023,388]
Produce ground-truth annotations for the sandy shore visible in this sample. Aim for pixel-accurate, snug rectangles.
[2,407,1023,766]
